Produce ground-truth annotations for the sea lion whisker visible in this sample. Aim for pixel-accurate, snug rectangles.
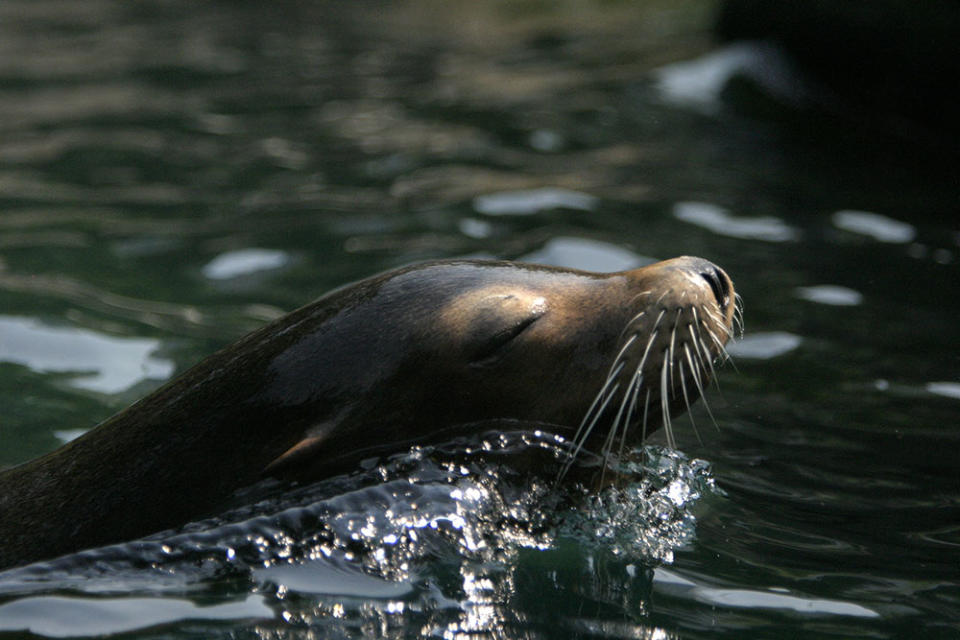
[702,302,729,326]
[609,333,639,375]
[696,332,722,390]
[625,309,646,328]
[642,388,652,446]
[634,324,659,375]
[609,324,659,461]
[601,369,637,460]
[659,354,676,449]
[647,309,665,357]
[677,357,703,445]
[685,343,718,431]
[667,336,675,392]
[602,367,639,487]
[691,323,718,388]
[650,308,666,330]
[683,341,704,393]
[703,325,731,357]
[705,309,735,340]
[627,290,654,307]
[627,387,653,469]
[560,379,622,480]
[564,356,627,466]
[705,326,739,373]
[668,310,681,390]
[568,359,626,451]
[617,315,644,344]
[703,306,724,323]
[604,352,647,460]
[688,310,714,377]
[719,309,738,339]
[618,368,643,465]
[623,310,647,331]
[717,323,736,341]
[700,336,724,366]
[734,293,745,336]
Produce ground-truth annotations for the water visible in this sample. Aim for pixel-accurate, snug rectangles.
[1,1,958,638]
[0,437,715,638]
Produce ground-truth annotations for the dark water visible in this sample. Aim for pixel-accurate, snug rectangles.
[1,1,958,638]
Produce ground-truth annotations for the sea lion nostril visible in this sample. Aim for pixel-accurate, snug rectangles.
[702,268,730,311]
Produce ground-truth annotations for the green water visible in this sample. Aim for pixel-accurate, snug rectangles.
[1,1,958,638]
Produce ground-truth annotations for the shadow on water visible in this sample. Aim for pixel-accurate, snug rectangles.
[0,0,958,638]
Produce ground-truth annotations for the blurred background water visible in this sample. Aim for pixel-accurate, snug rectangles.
[0,1,958,638]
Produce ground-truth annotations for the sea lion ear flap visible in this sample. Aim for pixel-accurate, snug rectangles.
[263,425,332,477]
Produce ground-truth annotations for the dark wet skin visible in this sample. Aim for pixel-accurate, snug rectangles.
[0,258,735,570]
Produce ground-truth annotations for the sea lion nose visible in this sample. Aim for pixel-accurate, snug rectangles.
[663,256,733,313]
[698,264,732,313]
[628,256,734,314]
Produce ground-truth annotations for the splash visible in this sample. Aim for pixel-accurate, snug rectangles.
[562,446,721,563]
[0,432,720,637]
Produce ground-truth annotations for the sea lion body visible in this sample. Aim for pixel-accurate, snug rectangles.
[0,257,737,569]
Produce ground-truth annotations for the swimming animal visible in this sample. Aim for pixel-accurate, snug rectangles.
[0,257,738,569]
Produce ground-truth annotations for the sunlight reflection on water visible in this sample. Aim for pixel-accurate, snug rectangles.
[0,316,173,393]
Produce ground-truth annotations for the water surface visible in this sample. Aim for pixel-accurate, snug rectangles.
[1,1,958,638]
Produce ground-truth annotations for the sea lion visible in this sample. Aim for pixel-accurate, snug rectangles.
[0,256,738,570]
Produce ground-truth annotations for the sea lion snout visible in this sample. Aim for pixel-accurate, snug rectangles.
[625,256,736,326]
[691,260,733,314]
[671,259,734,319]
[556,255,740,464]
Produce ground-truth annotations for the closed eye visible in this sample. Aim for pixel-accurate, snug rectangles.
[468,315,540,367]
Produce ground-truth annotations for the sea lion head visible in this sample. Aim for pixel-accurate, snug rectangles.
[266,257,738,476]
